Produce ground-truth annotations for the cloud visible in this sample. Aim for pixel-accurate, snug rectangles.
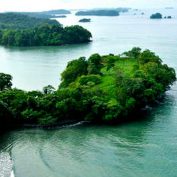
[0,0,176,12]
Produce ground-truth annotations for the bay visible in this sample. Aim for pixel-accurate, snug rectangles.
[0,8,177,177]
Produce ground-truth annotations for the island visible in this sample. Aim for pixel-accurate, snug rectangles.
[164,16,172,19]
[0,13,92,46]
[75,10,119,16]
[79,18,91,23]
[0,47,176,132]
[116,8,130,13]
[2,9,71,19]
[21,9,71,19]
[54,15,67,18]
[41,9,71,15]
[165,7,174,9]
[150,13,162,19]
[0,13,58,29]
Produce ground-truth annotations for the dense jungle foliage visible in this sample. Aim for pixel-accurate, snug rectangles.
[0,48,176,131]
[0,13,92,46]
[0,13,59,29]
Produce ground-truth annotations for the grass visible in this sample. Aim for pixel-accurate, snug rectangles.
[94,56,138,99]
[69,55,138,101]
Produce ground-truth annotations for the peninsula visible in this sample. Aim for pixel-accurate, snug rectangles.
[0,48,176,131]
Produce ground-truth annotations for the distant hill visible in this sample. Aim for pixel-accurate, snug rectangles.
[116,8,130,13]
[0,13,59,29]
[76,10,119,16]
[41,9,71,15]
[165,7,174,9]
[5,9,71,19]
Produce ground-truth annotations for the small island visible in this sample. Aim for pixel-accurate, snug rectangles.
[164,16,172,19]
[76,10,119,16]
[79,18,91,23]
[150,13,162,19]
[54,15,67,18]
[0,48,176,132]
[0,13,92,46]
[165,7,174,9]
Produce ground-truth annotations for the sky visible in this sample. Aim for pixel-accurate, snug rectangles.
[0,0,176,12]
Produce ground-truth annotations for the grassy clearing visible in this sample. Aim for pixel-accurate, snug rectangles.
[96,56,138,99]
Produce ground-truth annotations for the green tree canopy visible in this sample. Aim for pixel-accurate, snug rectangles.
[0,73,12,91]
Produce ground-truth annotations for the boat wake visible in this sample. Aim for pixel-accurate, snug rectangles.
[61,121,89,128]
[0,152,13,177]
[10,170,15,177]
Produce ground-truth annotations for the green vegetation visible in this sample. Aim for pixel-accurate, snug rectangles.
[76,8,130,17]
[41,9,71,15]
[79,18,91,23]
[55,15,67,18]
[0,73,12,91]
[0,13,59,29]
[150,13,162,19]
[0,48,176,130]
[20,9,71,19]
[76,10,119,16]
[0,13,92,46]
[0,25,92,46]
[0,10,71,21]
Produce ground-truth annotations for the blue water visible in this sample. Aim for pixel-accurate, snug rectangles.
[0,8,177,177]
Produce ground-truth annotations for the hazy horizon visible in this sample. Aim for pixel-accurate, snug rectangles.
[0,0,176,12]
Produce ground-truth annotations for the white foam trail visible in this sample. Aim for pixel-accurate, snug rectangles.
[61,121,89,128]
[0,152,13,177]
[10,170,15,177]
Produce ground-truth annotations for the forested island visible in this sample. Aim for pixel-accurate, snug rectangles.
[150,13,162,19]
[0,13,92,46]
[76,8,130,16]
[20,9,71,19]
[0,13,58,29]
[76,10,119,16]
[79,18,91,23]
[54,15,67,18]
[0,48,176,132]
[150,13,172,20]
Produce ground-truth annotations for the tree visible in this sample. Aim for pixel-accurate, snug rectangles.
[60,57,88,88]
[139,49,162,64]
[87,54,103,74]
[0,101,13,131]
[123,47,141,58]
[43,85,55,94]
[0,73,12,91]
[0,24,92,47]
[62,25,92,44]
[106,55,116,71]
